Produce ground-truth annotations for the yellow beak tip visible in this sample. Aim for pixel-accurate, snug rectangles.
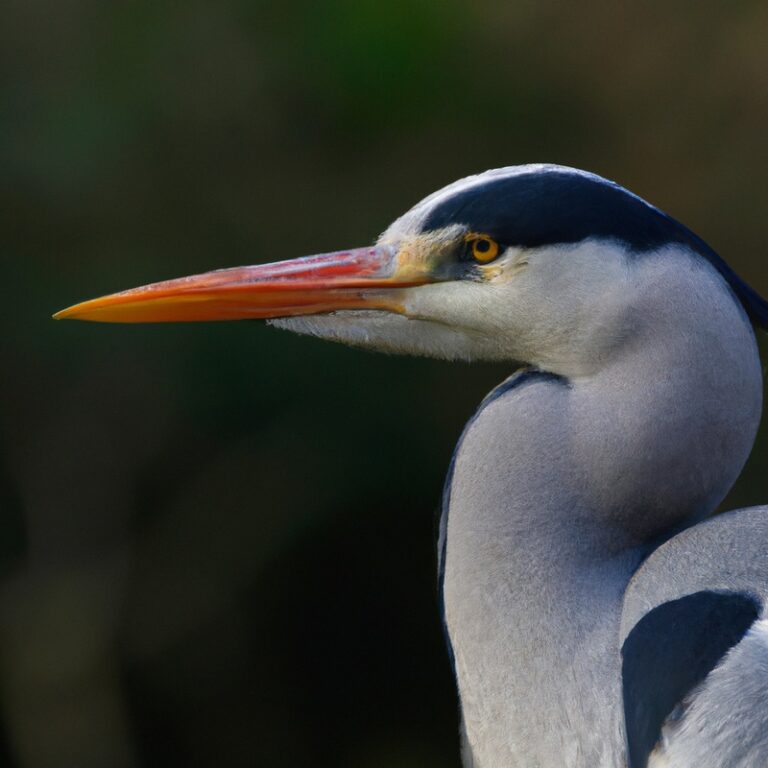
[52,306,83,321]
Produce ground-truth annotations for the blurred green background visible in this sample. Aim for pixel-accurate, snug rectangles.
[1,1,768,766]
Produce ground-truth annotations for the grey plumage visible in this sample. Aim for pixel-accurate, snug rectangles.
[441,245,766,767]
[622,509,768,767]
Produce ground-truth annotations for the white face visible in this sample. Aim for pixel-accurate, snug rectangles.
[404,239,636,373]
[273,234,637,377]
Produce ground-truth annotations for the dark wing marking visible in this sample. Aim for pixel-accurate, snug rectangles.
[621,590,759,768]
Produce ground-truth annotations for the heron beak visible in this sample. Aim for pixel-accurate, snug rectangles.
[53,245,432,323]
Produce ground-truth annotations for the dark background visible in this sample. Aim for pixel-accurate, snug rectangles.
[2,2,768,766]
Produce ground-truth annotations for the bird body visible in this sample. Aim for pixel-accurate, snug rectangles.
[56,165,768,767]
[622,509,768,768]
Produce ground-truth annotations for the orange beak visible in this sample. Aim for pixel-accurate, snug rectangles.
[53,245,429,323]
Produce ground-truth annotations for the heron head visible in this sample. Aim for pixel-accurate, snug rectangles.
[55,165,767,377]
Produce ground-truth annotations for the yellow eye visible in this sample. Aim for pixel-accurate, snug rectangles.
[467,235,500,263]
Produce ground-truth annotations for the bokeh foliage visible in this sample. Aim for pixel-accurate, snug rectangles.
[1,1,768,766]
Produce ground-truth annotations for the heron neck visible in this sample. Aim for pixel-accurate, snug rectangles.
[441,264,763,768]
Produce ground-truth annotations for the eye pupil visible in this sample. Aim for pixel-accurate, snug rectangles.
[475,239,491,253]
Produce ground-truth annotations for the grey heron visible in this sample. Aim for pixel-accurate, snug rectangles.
[56,165,768,768]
